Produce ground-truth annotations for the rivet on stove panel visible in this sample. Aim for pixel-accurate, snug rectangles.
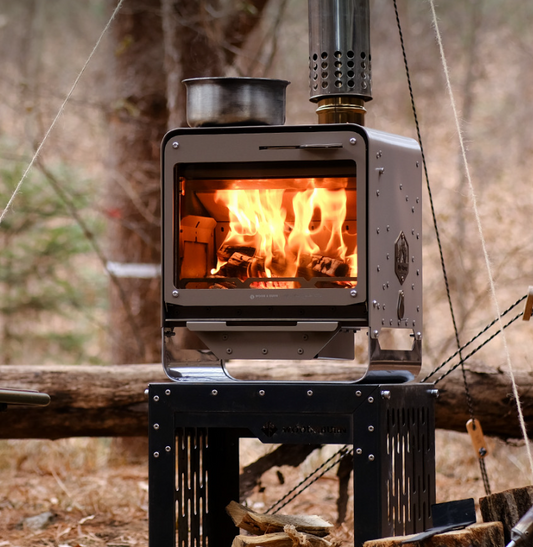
[416,197,420,203]
[172,142,179,149]
[211,389,218,396]
[153,395,159,402]
[381,390,391,399]
[368,425,375,432]
[259,390,266,396]
[261,348,268,355]
[372,300,377,307]
[368,396,374,403]
[381,319,385,325]
[222,334,228,341]
[416,332,422,340]
[153,452,160,458]
[417,306,420,312]
[303,334,309,340]
[376,228,380,234]
[376,150,382,158]
[350,290,358,297]
[382,284,386,290]
[405,195,409,202]
[368,454,375,461]
[386,253,390,260]
[376,167,384,175]
[383,305,386,310]
[307,390,313,397]
[412,207,415,213]
[376,189,380,196]
[297,348,304,355]
[416,233,420,239]
[389,319,393,326]
[412,284,415,290]
[372,330,379,338]
[226,348,232,354]
[153,423,160,430]
[416,161,420,167]
[417,269,420,276]
[350,137,357,145]
[399,184,403,190]
[412,256,415,263]
[412,320,416,326]
[355,390,362,397]
[386,225,390,232]
[172,290,179,297]
[165,446,172,453]
[356,448,363,454]
[377,266,380,272]
[165,389,171,396]
[411,229,415,235]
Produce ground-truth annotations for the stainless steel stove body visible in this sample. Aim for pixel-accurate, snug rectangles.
[161,123,422,382]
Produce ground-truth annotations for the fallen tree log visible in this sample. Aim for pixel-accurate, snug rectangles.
[0,364,167,439]
[0,361,530,439]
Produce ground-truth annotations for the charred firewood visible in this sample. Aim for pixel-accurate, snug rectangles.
[311,255,349,277]
[218,252,254,279]
[217,244,256,262]
[297,255,349,279]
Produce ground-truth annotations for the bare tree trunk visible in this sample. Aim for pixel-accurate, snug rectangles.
[106,0,167,365]
[162,0,271,127]
[105,0,272,459]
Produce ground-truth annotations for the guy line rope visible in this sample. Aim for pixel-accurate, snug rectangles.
[427,0,533,481]
[0,0,126,226]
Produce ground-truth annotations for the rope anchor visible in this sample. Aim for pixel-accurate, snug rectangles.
[522,286,533,321]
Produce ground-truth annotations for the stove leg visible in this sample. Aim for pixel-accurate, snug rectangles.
[205,429,240,544]
[149,400,176,547]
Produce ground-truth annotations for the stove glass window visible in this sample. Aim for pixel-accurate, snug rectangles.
[175,160,357,290]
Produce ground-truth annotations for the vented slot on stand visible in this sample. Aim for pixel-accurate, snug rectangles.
[176,428,209,547]
[385,402,434,538]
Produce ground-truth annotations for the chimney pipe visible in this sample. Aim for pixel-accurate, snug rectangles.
[308,0,372,125]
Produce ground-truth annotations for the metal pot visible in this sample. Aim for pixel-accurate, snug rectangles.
[183,77,290,127]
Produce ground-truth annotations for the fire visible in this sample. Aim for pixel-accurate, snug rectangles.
[211,180,357,286]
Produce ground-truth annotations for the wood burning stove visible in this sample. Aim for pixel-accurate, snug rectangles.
[162,123,423,381]
[150,2,436,546]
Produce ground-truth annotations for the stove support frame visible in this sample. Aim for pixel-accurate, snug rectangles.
[148,382,436,547]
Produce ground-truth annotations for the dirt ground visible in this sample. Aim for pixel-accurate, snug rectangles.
[0,431,531,546]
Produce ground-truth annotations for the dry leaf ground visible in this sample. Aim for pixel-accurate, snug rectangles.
[0,431,531,546]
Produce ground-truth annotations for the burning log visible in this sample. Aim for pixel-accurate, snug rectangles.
[311,255,349,277]
[217,244,256,262]
[297,254,350,279]
[218,252,254,279]
[226,501,333,538]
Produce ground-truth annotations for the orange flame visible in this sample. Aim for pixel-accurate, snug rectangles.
[212,181,357,284]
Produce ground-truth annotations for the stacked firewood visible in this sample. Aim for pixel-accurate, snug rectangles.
[226,501,338,547]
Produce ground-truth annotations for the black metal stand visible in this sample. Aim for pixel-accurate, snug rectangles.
[148,382,436,547]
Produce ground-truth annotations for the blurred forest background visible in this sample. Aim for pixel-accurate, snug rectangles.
[1,0,532,370]
[1,0,533,541]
